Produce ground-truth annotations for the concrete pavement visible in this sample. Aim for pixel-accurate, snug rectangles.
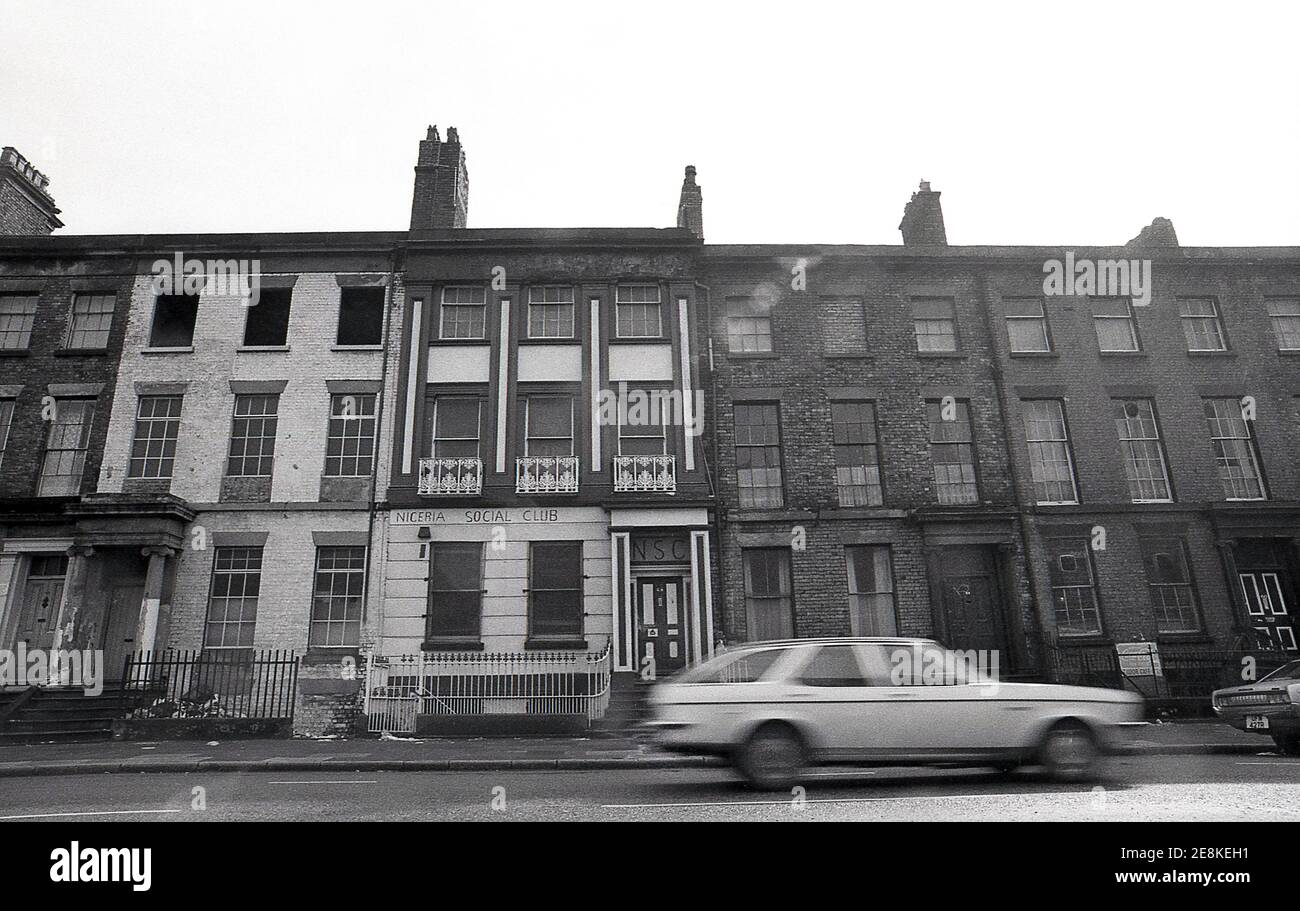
[0,720,1274,779]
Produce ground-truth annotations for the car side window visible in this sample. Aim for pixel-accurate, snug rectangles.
[691,648,786,683]
[883,643,972,686]
[799,645,870,687]
[856,644,905,686]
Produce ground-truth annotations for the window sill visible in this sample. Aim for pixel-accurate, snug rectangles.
[331,344,383,352]
[1186,349,1234,357]
[519,337,580,346]
[0,349,32,357]
[1053,636,1113,647]
[1097,350,1146,357]
[429,337,490,346]
[1008,351,1058,359]
[54,348,109,357]
[421,639,485,652]
[302,647,360,665]
[524,638,588,651]
[608,336,669,345]
[725,351,778,359]
[143,346,194,355]
[1276,349,1300,357]
[237,345,290,353]
[915,350,964,359]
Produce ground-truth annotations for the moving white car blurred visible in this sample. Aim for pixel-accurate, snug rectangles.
[646,637,1146,789]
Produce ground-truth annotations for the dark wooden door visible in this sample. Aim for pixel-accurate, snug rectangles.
[636,577,687,675]
[941,575,1000,653]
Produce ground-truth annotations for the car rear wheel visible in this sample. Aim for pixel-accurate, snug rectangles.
[1271,733,1300,756]
[737,723,806,791]
[1039,722,1100,782]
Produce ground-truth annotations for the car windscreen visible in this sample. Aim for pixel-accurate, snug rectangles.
[677,648,786,684]
[1261,660,1300,682]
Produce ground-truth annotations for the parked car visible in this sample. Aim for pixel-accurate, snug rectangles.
[645,637,1146,789]
[1211,659,1300,755]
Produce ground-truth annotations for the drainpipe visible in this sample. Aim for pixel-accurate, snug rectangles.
[974,267,1047,677]
[696,278,727,645]
[362,244,401,645]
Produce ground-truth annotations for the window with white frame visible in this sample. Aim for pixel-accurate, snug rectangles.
[1178,298,1227,351]
[1022,399,1078,504]
[324,392,377,477]
[1267,298,1300,351]
[912,298,957,352]
[615,284,662,338]
[1203,398,1265,500]
[926,399,978,504]
[1004,298,1051,353]
[527,285,575,339]
[0,294,38,349]
[309,545,365,647]
[726,296,773,352]
[524,395,574,457]
[128,395,183,480]
[1140,537,1200,634]
[440,286,486,339]
[226,394,279,477]
[845,545,896,636]
[204,546,262,648]
[1092,297,1140,352]
[1113,398,1171,501]
[66,293,115,349]
[38,398,95,496]
[831,401,882,507]
[734,402,783,508]
[1046,540,1103,637]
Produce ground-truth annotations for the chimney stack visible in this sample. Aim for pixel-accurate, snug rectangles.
[0,146,63,235]
[410,125,468,231]
[676,165,703,239]
[1125,217,1179,248]
[899,180,947,245]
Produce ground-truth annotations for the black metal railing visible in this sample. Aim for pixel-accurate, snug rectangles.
[1043,642,1292,713]
[122,649,299,721]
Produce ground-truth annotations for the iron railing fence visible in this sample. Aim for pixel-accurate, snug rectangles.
[613,455,676,493]
[122,649,299,721]
[1043,642,1292,709]
[365,644,611,734]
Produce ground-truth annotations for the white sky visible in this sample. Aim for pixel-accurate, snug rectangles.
[2,0,1298,245]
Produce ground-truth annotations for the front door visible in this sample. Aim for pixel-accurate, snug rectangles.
[1235,539,1299,652]
[941,575,1001,653]
[13,555,68,651]
[103,585,145,681]
[636,577,687,677]
[1239,572,1298,651]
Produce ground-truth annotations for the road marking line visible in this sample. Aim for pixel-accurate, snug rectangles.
[1236,761,1300,766]
[602,791,1047,809]
[0,809,182,821]
[268,780,378,785]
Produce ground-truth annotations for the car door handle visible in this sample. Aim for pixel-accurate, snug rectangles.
[887,692,919,698]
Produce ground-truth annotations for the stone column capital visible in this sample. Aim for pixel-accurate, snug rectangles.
[65,543,95,558]
[141,545,177,559]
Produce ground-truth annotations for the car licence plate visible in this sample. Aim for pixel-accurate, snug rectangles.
[1245,714,1270,730]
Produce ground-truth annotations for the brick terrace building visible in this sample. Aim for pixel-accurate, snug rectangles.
[700,185,1300,681]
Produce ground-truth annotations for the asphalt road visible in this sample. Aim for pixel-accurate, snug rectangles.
[2,754,1298,821]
